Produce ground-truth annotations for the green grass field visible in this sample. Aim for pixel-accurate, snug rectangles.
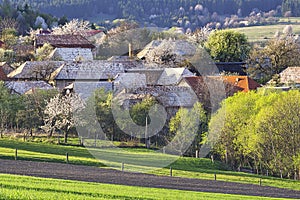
[279,17,300,23]
[0,174,291,200]
[0,138,299,191]
[231,23,300,43]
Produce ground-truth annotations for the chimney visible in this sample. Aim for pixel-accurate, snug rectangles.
[129,43,132,58]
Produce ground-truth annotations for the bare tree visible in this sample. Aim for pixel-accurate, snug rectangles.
[248,35,300,83]
[31,62,57,82]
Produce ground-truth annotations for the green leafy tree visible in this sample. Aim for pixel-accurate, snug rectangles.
[209,89,300,178]
[169,102,207,156]
[35,43,54,61]
[17,89,58,137]
[130,97,156,148]
[255,90,300,178]
[204,30,250,62]
[0,81,22,136]
[1,28,17,49]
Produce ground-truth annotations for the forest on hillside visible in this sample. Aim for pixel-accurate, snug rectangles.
[4,0,289,21]
[1,0,299,32]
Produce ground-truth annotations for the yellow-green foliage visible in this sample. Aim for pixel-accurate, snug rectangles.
[35,43,54,61]
[209,90,300,178]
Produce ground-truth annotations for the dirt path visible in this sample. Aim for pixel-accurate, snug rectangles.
[0,159,299,198]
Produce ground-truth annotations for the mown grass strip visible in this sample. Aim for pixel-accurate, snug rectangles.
[0,174,290,200]
[0,138,299,191]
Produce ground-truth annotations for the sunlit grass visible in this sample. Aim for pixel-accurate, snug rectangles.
[230,23,300,43]
[0,138,299,191]
[0,174,290,200]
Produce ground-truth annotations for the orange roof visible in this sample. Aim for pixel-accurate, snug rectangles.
[221,76,261,92]
[183,76,261,112]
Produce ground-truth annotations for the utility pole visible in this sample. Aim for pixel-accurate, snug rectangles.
[145,116,149,148]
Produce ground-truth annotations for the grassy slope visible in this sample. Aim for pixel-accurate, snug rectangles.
[0,138,299,191]
[230,19,300,43]
[0,174,289,200]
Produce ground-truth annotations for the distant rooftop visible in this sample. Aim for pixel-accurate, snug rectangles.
[35,34,95,49]
[5,81,53,94]
[279,67,300,84]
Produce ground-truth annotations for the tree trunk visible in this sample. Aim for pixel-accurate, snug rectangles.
[64,130,68,144]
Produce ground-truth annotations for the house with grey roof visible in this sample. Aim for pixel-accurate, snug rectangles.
[137,39,196,60]
[49,48,94,62]
[8,61,64,82]
[114,73,146,92]
[35,34,96,61]
[126,69,164,86]
[65,82,113,99]
[156,68,193,86]
[278,67,300,86]
[5,81,54,95]
[35,34,95,49]
[51,60,126,89]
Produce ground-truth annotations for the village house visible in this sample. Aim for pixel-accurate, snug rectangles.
[137,39,196,61]
[179,75,261,112]
[278,67,300,86]
[50,60,141,90]
[35,34,96,61]
[7,61,64,82]
[66,82,113,99]
[5,80,53,95]
[81,30,105,46]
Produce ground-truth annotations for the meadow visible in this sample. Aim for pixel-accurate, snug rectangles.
[0,138,299,191]
[231,18,300,43]
[0,173,289,200]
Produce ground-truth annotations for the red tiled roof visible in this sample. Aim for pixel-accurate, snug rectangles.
[183,76,261,111]
[35,34,95,49]
[221,76,261,92]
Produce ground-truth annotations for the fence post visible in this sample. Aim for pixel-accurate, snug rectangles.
[266,170,269,177]
[280,170,283,179]
[170,167,172,177]
[15,149,17,160]
[214,172,217,181]
[80,136,84,146]
[66,152,69,164]
[259,178,262,186]
[121,162,124,172]
[195,150,199,158]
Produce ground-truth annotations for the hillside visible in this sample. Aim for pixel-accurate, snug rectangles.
[231,20,300,43]
[6,0,283,26]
